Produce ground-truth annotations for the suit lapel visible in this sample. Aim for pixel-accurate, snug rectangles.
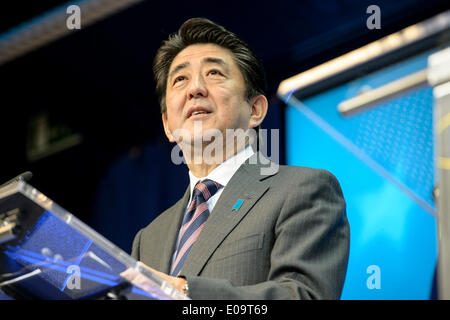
[180,155,277,276]
[159,186,190,273]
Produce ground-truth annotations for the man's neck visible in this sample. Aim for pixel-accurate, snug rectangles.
[185,142,251,178]
[188,162,219,178]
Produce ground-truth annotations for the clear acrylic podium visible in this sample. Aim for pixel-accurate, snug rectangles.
[0,181,188,300]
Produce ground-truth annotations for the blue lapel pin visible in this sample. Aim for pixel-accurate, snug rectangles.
[232,199,244,212]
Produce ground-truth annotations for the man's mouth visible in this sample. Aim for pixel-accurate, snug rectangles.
[191,110,209,116]
[188,107,212,118]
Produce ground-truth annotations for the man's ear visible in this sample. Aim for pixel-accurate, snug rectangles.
[162,113,175,142]
[249,95,268,129]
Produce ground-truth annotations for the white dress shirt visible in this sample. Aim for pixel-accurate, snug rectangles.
[186,144,255,213]
[170,145,255,269]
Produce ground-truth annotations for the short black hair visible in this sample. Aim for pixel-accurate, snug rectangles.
[153,17,267,114]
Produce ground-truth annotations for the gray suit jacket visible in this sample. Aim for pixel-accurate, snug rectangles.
[131,156,350,299]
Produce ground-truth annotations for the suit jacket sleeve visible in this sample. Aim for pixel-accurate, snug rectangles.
[131,228,143,261]
[183,169,349,299]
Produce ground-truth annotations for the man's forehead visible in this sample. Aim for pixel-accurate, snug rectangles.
[170,44,234,70]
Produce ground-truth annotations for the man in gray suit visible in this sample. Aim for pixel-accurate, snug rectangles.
[121,17,350,299]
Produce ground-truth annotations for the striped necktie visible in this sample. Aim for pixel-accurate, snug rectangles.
[170,179,222,276]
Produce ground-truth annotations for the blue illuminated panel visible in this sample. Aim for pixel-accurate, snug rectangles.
[285,50,438,299]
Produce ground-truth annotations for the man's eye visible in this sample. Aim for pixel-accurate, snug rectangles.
[208,70,221,76]
[174,76,186,84]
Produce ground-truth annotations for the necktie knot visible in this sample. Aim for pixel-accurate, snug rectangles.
[193,179,222,202]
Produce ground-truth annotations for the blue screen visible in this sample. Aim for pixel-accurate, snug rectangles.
[285,50,438,299]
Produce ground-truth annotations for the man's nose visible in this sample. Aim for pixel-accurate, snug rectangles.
[187,75,207,99]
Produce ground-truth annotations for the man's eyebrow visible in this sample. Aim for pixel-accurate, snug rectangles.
[168,62,190,82]
[202,57,228,70]
[168,57,229,82]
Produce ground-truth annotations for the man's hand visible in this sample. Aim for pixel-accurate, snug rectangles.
[120,262,187,295]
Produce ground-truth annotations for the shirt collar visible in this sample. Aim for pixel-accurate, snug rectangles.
[188,144,254,199]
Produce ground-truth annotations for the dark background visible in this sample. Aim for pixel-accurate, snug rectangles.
[1,0,449,252]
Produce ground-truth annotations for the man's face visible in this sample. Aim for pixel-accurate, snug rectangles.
[162,43,254,145]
